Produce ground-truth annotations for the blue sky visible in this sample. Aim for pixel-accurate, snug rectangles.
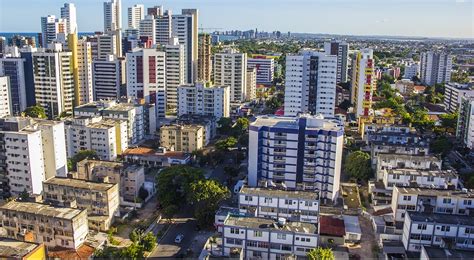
[0,0,472,38]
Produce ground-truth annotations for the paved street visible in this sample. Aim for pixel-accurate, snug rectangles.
[149,217,198,258]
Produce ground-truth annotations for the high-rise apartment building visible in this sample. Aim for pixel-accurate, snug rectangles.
[284,50,337,117]
[456,96,474,149]
[197,33,212,82]
[126,48,166,118]
[97,33,118,61]
[214,49,247,102]
[32,44,74,119]
[248,115,344,201]
[155,9,172,45]
[60,3,77,34]
[164,38,185,110]
[139,15,156,44]
[324,41,349,83]
[128,4,144,29]
[0,57,27,115]
[420,51,452,86]
[351,49,375,118]
[247,56,275,85]
[92,55,125,101]
[0,77,11,117]
[103,0,122,32]
[172,9,198,83]
[40,15,67,47]
[177,82,230,120]
[246,67,257,100]
[76,38,93,104]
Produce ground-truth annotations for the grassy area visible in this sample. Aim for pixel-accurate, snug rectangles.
[342,185,361,209]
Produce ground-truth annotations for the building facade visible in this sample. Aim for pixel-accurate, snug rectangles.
[0,57,27,115]
[420,51,452,86]
[248,115,344,201]
[247,56,275,85]
[351,49,375,118]
[164,38,185,110]
[177,82,230,120]
[92,55,125,101]
[160,124,205,152]
[197,33,212,82]
[0,77,11,117]
[324,41,349,83]
[443,83,474,113]
[127,4,144,29]
[214,49,248,102]
[284,50,337,117]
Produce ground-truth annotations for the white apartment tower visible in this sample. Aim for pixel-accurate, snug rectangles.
[284,50,337,117]
[214,49,248,102]
[155,9,172,45]
[97,33,118,61]
[126,48,167,118]
[420,51,452,86]
[77,38,93,104]
[351,48,375,118]
[103,0,122,32]
[248,115,344,201]
[324,41,349,83]
[246,67,257,100]
[164,37,186,110]
[40,15,67,47]
[178,82,230,120]
[0,77,11,118]
[172,9,198,83]
[139,15,156,44]
[32,45,74,119]
[247,56,275,85]
[60,3,78,34]
[128,4,145,29]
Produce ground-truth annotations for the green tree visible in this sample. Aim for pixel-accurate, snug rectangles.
[119,243,145,259]
[451,70,470,84]
[129,229,140,243]
[234,118,249,135]
[23,105,46,119]
[439,113,458,133]
[141,232,157,251]
[69,150,98,171]
[217,117,233,135]
[215,137,238,151]
[155,166,204,209]
[307,247,335,260]
[188,180,230,226]
[431,137,453,155]
[344,151,372,181]
[162,205,178,222]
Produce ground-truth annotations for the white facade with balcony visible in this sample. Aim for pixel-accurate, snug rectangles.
[177,82,230,120]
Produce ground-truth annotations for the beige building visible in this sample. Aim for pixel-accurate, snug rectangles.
[197,33,211,82]
[160,124,204,152]
[76,159,145,203]
[42,177,119,231]
[246,67,257,100]
[0,200,88,249]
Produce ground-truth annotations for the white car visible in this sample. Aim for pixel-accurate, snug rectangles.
[174,234,184,243]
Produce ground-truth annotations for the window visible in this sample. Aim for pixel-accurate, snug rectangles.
[254,231,263,237]
[244,196,252,201]
[441,226,451,232]
[403,195,411,201]
[277,233,286,239]
[264,197,272,203]
[443,198,451,204]
[230,228,240,234]
[284,199,293,205]
[464,200,472,206]
[417,224,427,230]
[281,245,292,251]
[465,228,473,234]
[253,251,262,257]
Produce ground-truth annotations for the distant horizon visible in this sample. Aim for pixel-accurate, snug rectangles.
[0,0,472,39]
[0,31,472,41]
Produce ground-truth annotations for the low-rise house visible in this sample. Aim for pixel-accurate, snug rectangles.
[403,212,474,252]
[381,169,459,190]
[0,201,88,249]
[122,147,191,167]
[76,159,145,203]
[343,215,362,243]
[391,187,474,229]
[43,177,119,231]
[319,216,345,246]
[222,216,318,259]
[0,238,46,260]
[238,186,319,223]
[375,154,442,180]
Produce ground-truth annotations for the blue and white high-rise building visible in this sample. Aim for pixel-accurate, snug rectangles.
[248,114,344,201]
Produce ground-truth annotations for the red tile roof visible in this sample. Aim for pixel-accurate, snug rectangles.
[48,244,95,260]
[319,216,346,237]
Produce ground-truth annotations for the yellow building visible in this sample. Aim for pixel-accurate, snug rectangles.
[351,49,376,118]
[0,238,46,260]
[160,124,204,152]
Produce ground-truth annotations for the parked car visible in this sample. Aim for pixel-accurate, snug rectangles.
[174,234,184,243]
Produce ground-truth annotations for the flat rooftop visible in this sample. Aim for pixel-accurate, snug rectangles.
[123,147,189,159]
[388,169,458,178]
[44,177,116,192]
[422,246,474,259]
[251,115,341,132]
[79,159,123,168]
[0,238,41,258]
[0,201,84,220]
[240,186,319,200]
[224,216,317,234]
[408,211,474,226]
[395,187,474,198]
[377,153,440,162]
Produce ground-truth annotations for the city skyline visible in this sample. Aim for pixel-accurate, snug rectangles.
[0,0,472,39]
